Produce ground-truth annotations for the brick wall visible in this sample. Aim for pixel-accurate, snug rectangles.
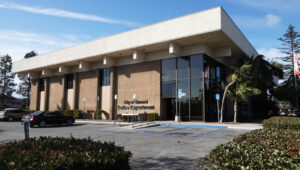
[30,79,39,111]
[77,70,98,111]
[115,61,161,116]
[48,75,65,111]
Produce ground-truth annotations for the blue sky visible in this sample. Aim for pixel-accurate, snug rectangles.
[1,0,300,62]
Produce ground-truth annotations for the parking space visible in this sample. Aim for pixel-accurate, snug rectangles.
[0,121,249,170]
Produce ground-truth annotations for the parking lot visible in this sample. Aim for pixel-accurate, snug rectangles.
[0,121,249,170]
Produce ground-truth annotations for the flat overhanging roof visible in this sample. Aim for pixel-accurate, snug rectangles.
[12,6,258,74]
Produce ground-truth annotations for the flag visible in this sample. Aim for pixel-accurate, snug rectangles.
[293,52,300,76]
[204,66,210,82]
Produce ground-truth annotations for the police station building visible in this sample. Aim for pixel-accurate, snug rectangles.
[12,7,258,122]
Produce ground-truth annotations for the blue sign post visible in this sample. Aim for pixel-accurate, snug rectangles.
[216,93,220,122]
[178,89,183,123]
[216,94,220,100]
[178,89,182,99]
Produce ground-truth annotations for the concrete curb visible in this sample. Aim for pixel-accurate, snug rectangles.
[75,120,262,130]
[159,123,228,129]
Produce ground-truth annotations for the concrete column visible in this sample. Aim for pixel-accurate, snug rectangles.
[110,67,115,120]
[96,69,101,110]
[30,79,40,111]
[62,75,67,110]
[73,72,79,109]
[44,77,50,111]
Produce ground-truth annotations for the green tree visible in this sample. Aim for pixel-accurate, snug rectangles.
[220,63,261,123]
[227,64,260,123]
[278,25,300,80]
[24,51,38,59]
[277,25,300,110]
[17,51,38,108]
[0,54,16,100]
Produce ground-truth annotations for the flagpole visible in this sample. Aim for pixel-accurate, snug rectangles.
[292,46,299,112]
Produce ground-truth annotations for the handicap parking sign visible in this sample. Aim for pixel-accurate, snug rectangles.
[215,94,220,100]
[178,89,182,99]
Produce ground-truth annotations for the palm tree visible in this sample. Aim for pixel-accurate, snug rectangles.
[220,55,283,123]
[220,63,260,123]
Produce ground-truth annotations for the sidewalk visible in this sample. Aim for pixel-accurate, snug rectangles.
[75,120,262,130]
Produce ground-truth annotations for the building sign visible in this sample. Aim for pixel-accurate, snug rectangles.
[117,100,155,111]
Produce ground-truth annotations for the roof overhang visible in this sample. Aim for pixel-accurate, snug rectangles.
[12,6,257,75]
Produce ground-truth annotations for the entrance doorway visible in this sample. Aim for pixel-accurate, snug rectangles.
[161,54,204,121]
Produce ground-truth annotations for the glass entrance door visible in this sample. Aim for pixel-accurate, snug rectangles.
[161,54,205,121]
[177,57,190,120]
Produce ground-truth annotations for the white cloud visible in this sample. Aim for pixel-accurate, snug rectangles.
[265,14,281,27]
[0,2,140,27]
[258,48,284,62]
[0,30,93,98]
[0,30,92,62]
[233,14,281,29]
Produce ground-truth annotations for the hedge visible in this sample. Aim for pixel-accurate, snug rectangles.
[263,116,300,130]
[0,137,132,170]
[147,113,158,121]
[205,129,300,169]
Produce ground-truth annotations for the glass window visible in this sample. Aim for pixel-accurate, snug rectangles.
[191,78,203,98]
[162,59,176,81]
[101,68,110,86]
[66,74,73,89]
[162,80,176,98]
[178,79,189,118]
[40,78,45,91]
[177,57,189,80]
[190,54,203,78]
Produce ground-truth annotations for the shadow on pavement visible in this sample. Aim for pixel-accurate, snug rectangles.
[31,123,86,128]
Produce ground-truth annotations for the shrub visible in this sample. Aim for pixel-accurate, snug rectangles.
[62,110,68,116]
[0,137,132,170]
[94,109,102,120]
[73,109,82,119]
[205,129,300,169]
[263,116,300,130]
[147,113,158,121]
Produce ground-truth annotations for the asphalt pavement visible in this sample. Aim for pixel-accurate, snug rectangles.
[0,121,249,170]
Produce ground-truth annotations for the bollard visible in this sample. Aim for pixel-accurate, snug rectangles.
[24,119,30,139]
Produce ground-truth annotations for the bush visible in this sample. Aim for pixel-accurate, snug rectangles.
[94,109,102,120]
[62,110,68,116]
[263,116,300,130]
[205,129,300,169]
[0,137,132,170]
[73,109,82,119]
[94,110,109,120]
[147,113,158,121]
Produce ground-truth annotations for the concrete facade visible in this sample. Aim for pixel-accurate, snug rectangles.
[12,7,258,121]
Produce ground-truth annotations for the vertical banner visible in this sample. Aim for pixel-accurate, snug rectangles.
[293,52,300,76]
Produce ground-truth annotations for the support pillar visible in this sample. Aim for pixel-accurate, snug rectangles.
[110,67,116,120]
[96,69,101,110]
[44,77,50,111]
[73,72,79,109]
[62,75,67,110]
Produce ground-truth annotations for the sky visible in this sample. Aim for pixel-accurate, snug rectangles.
[0,0,300,97]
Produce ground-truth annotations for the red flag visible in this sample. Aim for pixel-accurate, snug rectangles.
[293,52,300,77]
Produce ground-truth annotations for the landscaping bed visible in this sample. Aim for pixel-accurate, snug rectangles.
[205,117,300,169]
[262,116,300,130]
[0,137,132,170]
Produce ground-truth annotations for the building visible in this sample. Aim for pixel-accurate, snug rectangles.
[12,7,258,122]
